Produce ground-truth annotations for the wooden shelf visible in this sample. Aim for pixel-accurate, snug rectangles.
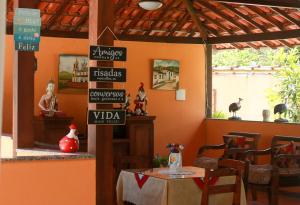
[113,138,130,144]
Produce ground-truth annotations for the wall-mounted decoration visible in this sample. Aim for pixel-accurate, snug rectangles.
[89,89,126,104]
[58,54,88,94]
[89,45,127,61]
[152,59,180,90]
[88,110,126,125]
[89,67,126,82]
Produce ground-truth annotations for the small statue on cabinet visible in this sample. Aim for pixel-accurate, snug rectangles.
[134,82,148,116]
[120,93,133,116]
[59,124,79,153]
[38,80,59,117]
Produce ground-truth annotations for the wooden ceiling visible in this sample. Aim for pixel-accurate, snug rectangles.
[6,0,300,49]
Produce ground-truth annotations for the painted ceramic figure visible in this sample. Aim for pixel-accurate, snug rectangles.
[134,82,148,116]
[59,124,79,153]
[38,80,58,117]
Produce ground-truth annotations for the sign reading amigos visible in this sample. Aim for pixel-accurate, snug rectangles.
[89,67,126,82]
[89,45,127,61]
[89,89,126,104]
[88,110,126,125]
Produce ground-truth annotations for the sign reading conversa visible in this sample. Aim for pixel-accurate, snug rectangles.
[89,67,126,82]
[88,110,126,125]
[89,89,126,104]
[89,45,127,61]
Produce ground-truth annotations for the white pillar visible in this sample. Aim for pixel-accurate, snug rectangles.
[0,0,7,158]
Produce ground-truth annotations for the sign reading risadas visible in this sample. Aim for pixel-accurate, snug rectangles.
[88,110,126,125]
[89,45,127,61]
[89,67,126,82]
[89,89,126,104]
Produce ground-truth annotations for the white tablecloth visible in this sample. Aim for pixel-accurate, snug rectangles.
[116,167,247,205]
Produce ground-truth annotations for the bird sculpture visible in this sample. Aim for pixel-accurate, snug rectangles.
[274,98,288,122]
[229,98,243,120]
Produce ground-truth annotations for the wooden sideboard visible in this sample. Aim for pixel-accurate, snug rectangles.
[114,115,156,167]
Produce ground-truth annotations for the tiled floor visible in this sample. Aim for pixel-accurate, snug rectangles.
[247,187,300,205]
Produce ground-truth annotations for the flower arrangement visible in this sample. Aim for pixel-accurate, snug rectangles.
[166,143,184,153]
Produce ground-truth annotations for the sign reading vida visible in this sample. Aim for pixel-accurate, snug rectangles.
[89,45,127,61]
[89,67,126,82]
[89,89,126,104]
[88,110,126,125]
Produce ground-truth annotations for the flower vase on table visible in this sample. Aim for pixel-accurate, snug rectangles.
[167,144,184,170]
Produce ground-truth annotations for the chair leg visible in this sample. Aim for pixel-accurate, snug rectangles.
[251,187,257,201]
[270,168,279,205]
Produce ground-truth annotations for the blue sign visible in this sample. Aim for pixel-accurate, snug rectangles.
[13,8,41,51]
[14,34,40,43]
[15,8,40,17]
[14,25,40,34]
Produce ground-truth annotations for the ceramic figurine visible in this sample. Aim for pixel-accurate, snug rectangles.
[167,143,184,170]
[38,80,60,117]
[121,93,133,116]
[59,124,79,153]
[134,82,148,116]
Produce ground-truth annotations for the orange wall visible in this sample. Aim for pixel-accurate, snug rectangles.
[0,159,95,205]
[3,35,206,164]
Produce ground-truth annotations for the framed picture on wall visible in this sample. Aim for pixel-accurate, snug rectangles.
[152,59,180,90]
[58,54,88,94]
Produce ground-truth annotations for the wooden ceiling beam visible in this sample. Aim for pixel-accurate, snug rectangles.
[270,7,300,28]
[207,29,300,44]
[214,0,300,9]
[196,0,250,34]
[218,3,275,48]
[123,9,147,34]
[144,0,175,36]
[117,34,204,44]
[46,0,71,29]
[72,10,88,31]
[169,13,190,35]
[182,0,207,40]
[245,5,284,30]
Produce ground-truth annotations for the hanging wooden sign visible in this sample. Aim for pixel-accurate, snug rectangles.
[88,110,126,125]
[89,89,126,104]
[89,45,127,61]
[89,67,126,82]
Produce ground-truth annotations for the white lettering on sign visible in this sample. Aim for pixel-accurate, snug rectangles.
[92,47,124,61]
[93,69,122,77]
[93,111,121,120]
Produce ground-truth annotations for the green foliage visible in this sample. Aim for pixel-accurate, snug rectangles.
[266,47,300,122]
[212,111,228,119]
[153,154,168,168]
[212,47,300,67]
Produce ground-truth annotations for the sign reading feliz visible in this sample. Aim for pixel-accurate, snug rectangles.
[89,45,127,61]
[89,89,126,104]
[89,67,126,82]
[14,8,41,51]
[88,110,126,125]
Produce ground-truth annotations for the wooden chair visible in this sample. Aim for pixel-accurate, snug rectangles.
[201,159,246,205]
[245,135,300,205]
[195,132,260,170]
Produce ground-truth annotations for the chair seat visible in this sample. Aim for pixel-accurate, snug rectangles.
[194,156,218,170]
[248,164,272,185]
[279,168,300,176]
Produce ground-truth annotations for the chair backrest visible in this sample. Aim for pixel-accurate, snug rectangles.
[227,132,261,150]
[201,159,244,205]
[271,135,300,164]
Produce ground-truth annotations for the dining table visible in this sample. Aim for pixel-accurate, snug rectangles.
[116,166,247,205]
